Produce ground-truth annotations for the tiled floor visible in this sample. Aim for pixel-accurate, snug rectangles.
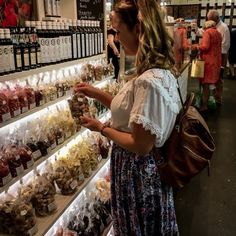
[175,78,236,236]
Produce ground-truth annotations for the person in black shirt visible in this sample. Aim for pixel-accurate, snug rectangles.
[107,12,120,80]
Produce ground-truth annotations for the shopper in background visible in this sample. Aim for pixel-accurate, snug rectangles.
[173,18,190,71]
[207,9,230,105]
[107,12,120,80]
[192,20,222,112]
[228,29,236,80]
[75,0,179,235]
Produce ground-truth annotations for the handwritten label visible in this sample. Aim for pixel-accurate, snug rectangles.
[77,0,103,20]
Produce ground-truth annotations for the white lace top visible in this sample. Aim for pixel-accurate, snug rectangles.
[110,68,180,147]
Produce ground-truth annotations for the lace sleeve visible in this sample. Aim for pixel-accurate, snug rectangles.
[128,70,179,147]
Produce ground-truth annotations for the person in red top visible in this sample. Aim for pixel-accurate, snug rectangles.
[192,20,222,112]
[173,18,190,71]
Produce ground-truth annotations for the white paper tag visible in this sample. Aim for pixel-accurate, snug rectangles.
[66,90,71,96]
[57,137,64,145]
[98,155,102,162]
[2,173,11,185]
[26,159,34,169]
[70,180,78,190]
[39,100,45,106]
[47,147,51,154]
[29,103,36,109]
[16,165,24,175]
[2,112,11,122]
[13,109,20,117]
[47,202,57,212]
[15,155,20,160]
[2,100,6,105]
[77,97,83,102]
[32,150,42,160]
[27,224,38,236]
[21,210,27,216]
[51,142,57,149]
[79,174,84,181]
[65,132,72,139]
[52,94,57,100]
[22,106,29,113]
[58,91,63,97]
[89,169,92,175]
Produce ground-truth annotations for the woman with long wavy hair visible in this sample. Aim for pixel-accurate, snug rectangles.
[75,0,179,235]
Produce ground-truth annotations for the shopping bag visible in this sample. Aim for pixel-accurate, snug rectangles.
[191,59,205,78]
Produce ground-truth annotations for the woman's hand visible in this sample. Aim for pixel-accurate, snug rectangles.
[113,48,120,57]
[80,116,104,132]
[74,83,100,99]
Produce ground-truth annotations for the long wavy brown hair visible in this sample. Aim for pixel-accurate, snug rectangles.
[114,0,175,76]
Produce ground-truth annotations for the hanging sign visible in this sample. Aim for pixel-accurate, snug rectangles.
[77,0,104,20]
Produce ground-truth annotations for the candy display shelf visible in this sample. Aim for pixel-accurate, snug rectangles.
[38,158,110,236]
[0,75,113,131]
[0,54,105,83]
[0,110,111,196]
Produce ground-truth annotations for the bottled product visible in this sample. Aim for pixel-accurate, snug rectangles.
[55,0,61,17]
[3,29,15,74]
[44,0,52,16]
[31,21,41,67]
[19,28,30,70]
[12,27,23,72]
[70,20,78,60]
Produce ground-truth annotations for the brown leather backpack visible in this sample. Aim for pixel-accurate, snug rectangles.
[157,92,215,188]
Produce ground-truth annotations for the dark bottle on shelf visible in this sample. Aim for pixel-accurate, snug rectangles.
[32,21,41,67]
[93,20,98,55]
[70,20,78,60]
[97,21,103,54]
[25,23,37,70]
[19,27,30,70]
[12,28,23,72]
[83,20,89,58]
[76,20,82,59]
[3,28,15,74]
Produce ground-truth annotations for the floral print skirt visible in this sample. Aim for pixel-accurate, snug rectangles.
[110,144,179,236]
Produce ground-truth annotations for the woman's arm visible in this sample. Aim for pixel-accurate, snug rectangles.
[81,117,156,155]
[108,34,120,56]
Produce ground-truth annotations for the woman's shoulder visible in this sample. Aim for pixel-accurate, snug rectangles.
[136,68,176,85]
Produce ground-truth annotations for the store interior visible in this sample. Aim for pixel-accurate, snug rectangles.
[0,0,236,235]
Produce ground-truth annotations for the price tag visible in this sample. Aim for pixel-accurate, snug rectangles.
[58,91,63,97]
[47,202,57,212]
[22,106,29,113]
[70,180,78,190]
[39,100,45,106]
[29,103,36,110]
[26,159,34,169]
[2,112,11,122]
[21,210,27,216]
[15,155,20,160]
[57,137,64,145]
[16,165,24,175]
[47,147,51,154]
[27,224,38,236]
[2,173,11,185]
[32,150,42,160]
[98,155,102,162]
[13,109,20,117]
[77,97,83,102]
[65,132,72,139]
[79,174,84,181]
[51,142,57,149]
